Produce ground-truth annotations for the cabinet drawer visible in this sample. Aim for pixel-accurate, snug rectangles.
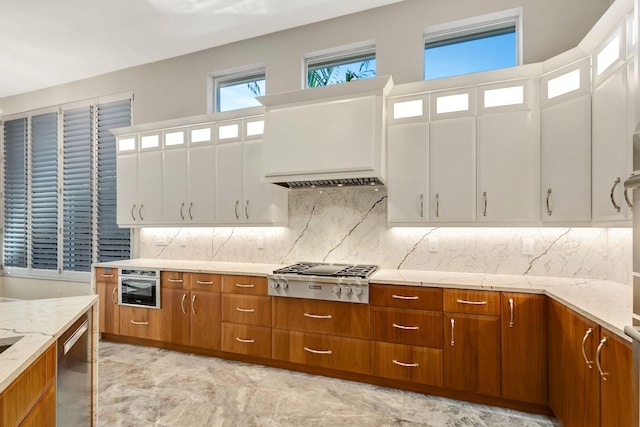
[119,306,162,341]
[222,275,268,295]
[371,306,443,348]
[444,289,500,315]
[372,341,443,387]
[222,323,271,358]
[222,294,272,326]
[272,329,370,375]
[95,267,118,285]
[370,284,442,311]
[190,272,222,292]
[273,298,369,339]
[162,271,187,290]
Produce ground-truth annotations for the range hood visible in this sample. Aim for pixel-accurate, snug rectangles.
[258,76,393,189]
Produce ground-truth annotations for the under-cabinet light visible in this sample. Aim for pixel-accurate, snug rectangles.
[246,120,264,136]
[393,100,423,119]
[140,134,159,149]
[191,128,211,143]
[165,131,184,146]
[597,34,620,76]
[484,86,524,108]
[436,93,469,114]
[118,137,136,152]
[547,69,581,99]
[219,124,239,140]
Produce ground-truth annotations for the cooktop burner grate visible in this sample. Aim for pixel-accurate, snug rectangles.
[273,262,377,279]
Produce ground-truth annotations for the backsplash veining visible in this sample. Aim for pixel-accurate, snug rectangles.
[139,187,632,285]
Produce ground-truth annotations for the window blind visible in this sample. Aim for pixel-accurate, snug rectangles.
[3,118,28,268]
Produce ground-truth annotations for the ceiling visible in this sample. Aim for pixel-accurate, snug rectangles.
[0,0,405,99]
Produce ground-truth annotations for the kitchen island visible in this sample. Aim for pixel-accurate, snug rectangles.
[0,295,98,425]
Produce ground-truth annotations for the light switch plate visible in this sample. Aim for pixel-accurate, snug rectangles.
[522,238,535,256]
[428,237,439,253]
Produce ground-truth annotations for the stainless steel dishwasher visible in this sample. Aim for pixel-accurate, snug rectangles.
[57,311,92,426]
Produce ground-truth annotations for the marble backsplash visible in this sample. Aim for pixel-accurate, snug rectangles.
[138,187,633,285]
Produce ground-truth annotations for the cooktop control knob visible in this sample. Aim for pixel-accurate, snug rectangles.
[354,286,364,296]
[332,285,342,295]
[270,280,280,290]
[342,286,353,295]
[279,280,289,290]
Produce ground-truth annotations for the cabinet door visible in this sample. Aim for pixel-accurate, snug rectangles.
[161,288,190,346]
[97,280,120,335]
[116,154,138,225]
[243,141,272,224]
[190,290,221,350]
[430,117,476,222]
[137,151,164,224]
[163,149,188,223]
[387,123,429,224]
[444,313,501,397]
[541,95,591,222]
[215,142,243,223]
[477,111,539,222]
[188,145,216,224]
[599,330,632,427]
[501,293,547,405]
[592,65,630,221]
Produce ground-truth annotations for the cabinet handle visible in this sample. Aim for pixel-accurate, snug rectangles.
[610,177,621,212]
[392,359,419,368]
[456,299,487,306]
[546,188,552,216]
[304,346,333,355]
[196,281,214,285]
[236,337,255,344]
[392,323,419,331]
[483,191,488,217]
[581,328,594,368]
[188,202,193,220]
[420,193,424,218]
[191,295,196,315]
[180,294,186,314]
[391,294,418,300]
[167,279,184,283]
[130,320,149,325]
[235,200,240,219]
[435,193,440,218]
[139,204,144,221]
[450,318,455,346]
[131,204,137,221]
[102,273,115,278]
[624,188,633,210]
[245,200,249,220]
[595,337,608,381]
[235,307,255,313]
[304,312,332,319]
[508,298,514,328]
[111,288,116,304]
[235,283,255,288]
[180,202,185,220]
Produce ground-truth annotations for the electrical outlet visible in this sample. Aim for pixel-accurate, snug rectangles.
[257,235,265,249]
[155,239,167,246]
[522,238,535,256]
[428,236,439,253]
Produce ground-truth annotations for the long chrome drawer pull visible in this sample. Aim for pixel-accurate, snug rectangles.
[236,337,255,344]
[101,274,115,278]
[596,337,608,380]
[63,320,89,355]
[392,323,419,331]
[391,294,419,300]
[236,307,255,313]
[235,283,255,288]
[196,281,214,285]
[581,328,594,368]
[167,279,183,283]
[130,320,149,325]
[392,359,419,368]
[304,347,332,355]
[456,299,487,305]
[304,313,332,319]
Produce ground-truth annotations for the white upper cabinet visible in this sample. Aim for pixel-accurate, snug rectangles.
[162,129,188,223]
[540,59,592,223]
[215,141,244,224]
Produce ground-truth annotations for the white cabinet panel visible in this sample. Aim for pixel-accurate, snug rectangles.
[116,154,138,225]
[477,111,539,223]
[137,151,164,224]
[215,143,244,224]
[430,117,476,222]
[163,149,188,223]
[541,95,591,223]
[188,145,216,224]
[387,124,429,224]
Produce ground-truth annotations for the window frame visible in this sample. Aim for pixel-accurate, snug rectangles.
[305,45,376,89]
[213,69,266,113]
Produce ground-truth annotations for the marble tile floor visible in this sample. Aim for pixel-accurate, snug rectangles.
[98,340,559,427]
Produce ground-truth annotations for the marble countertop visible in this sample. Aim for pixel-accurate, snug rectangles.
[96,259,633,341]
[0,295,98,393]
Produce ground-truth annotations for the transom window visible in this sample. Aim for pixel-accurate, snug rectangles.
[424,20,517,80]
[306,47,376,88]
[214,70,265,112]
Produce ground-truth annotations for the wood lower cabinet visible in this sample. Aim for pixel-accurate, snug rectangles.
[222,323,271,358]
[372,341,443,386]
[19,384,56,427]
[371,306,443,348]
[222,294,271,327]
[96,267,119,334]
[599,330,632,427]
[120,305,162,341]
[190,290,221,350]
[370,284,443,310]
[501,293,548,405]
[221,275,268,295]
[272,329,371,375]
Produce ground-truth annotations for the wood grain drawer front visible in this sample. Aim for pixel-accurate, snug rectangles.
[120,306,162,341]
[222,323,271,358]
[272,329,371,375]
[443,289,500,315]
[272,298,370,339]
[371,307,443,348]
[162,271,187,289]
[95,266,118,285]
[370,284,443,311]
[190,273,222,292]
[222,275,268,295]
[372,341,443,387]
[222,294,272,326]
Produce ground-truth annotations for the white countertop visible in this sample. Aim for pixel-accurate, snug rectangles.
[0,295,98,393]
[95,258,284,276]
